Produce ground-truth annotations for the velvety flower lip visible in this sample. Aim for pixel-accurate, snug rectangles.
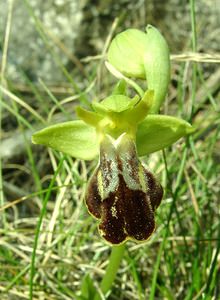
[85,134,163,245]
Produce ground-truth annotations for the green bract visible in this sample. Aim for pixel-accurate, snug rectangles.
[107,25,170,113]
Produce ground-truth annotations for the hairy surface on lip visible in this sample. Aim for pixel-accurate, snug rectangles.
[85,134,163,244]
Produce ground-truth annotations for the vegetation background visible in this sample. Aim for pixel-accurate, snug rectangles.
[0,0,219,299]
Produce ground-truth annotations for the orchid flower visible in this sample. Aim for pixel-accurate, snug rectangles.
[32,25,194,245]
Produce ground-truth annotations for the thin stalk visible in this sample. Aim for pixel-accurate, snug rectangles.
[0,0,14,227]
[150,147,188,299]
[189,0,197,121]
[149,230,167,300]
[94,244,126,300]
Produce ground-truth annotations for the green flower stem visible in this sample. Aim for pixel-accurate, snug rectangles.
[95,244,126,300]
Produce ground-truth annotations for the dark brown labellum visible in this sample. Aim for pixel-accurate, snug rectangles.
[85,134,163,244]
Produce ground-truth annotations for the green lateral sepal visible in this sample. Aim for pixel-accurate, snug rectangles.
[136,115,195,156]
[32,120,99,160]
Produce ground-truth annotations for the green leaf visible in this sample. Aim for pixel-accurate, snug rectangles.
[136,115,194,156]
[32,120,99,160]
[77,274,96,300]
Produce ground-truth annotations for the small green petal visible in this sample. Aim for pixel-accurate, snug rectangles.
[32,120,99,160]
[76,106,103,126]
[136,115,194,156]
[127,95,141,109]
[124,90,153,124]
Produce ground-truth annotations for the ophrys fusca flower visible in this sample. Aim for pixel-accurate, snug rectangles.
[32,25,194,244]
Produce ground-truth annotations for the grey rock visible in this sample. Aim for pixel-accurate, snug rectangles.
[0,0,82,83]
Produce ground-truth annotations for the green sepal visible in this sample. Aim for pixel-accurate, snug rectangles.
[136,115,195,156]
[32,120,99,160]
